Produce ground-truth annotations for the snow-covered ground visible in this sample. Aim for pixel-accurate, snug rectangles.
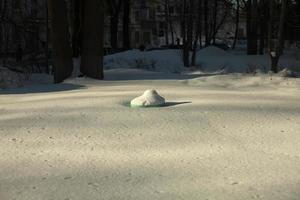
[0,69,300,200]
[104,47,300,73]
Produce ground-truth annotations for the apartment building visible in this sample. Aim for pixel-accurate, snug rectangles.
[104,0,246,49]
[104,0,182,49]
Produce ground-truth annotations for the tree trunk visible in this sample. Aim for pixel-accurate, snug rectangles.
[259,20,265,55]
[164,0,170,45]
[110,16,119,50]
[204,0,209,46]
[187,0,194,50]
[252,0,258,54]
[80,0,104,79]
[232,0,240,49]
[192,0,202,66]
[269,0,287,73]
[182,0,190,67]
[267,0,273,51]
[212,0,218,44]
[122,0,131,50]
[169,20,175,45]
[72,0,81,58]
[247,0,258,55]
[48,0,73,83]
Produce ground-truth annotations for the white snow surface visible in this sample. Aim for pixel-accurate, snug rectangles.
[0,69,300,200]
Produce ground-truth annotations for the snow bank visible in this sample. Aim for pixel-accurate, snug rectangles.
[197,46,229,56]
[104,49,183,73]
[130,89,165,107]
[184,73,300,90]
[104,47,300,75]
[0,67,25,89]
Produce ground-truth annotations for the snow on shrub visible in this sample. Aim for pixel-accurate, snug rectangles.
[0,67,25,89]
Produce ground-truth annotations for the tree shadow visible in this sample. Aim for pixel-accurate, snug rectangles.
[163,101,192,107]
[122,101,191,108]
[0,83,85,95]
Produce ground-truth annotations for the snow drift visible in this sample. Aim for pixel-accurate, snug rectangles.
[130,89,165,107]
[104,47,300,74]
[0,67,25,89]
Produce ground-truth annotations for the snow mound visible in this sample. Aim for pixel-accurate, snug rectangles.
[185,74,300,90]
[278,68,300,78]
[0,67,25,89]
[131,89,165,107]
[104,48,299,75]
[104,49,183,73]
[197,46,229,56]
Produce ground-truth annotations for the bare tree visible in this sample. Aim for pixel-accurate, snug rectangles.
[123,0,131,50]
[269,0,288,73]
[246,0,258,55]
[106,0,122,51]
[80,0,104,79]
[192,0,202,66]
[232,0,240,49]
[48,0,73,83]
[204,0,209,46]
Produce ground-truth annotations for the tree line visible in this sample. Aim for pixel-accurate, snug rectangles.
[1,0,300,83]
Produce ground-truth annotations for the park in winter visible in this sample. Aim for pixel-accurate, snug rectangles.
[0,0,300,199]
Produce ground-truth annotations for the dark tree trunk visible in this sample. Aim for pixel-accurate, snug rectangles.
[187,0,194,50]
[110,16,119,50]
[267,0,273,51]
[164,0,170,45]
[182,0,190,67]
[258,0,267,54]
[122,0,131,50]
[247,0,258,55]
[72,0,81,58]
[169,20,175,45]
[232,0,240,49]
[192,0,202,66]
[259,22,265,55]
[212,0,218,44]
[107,0,122,51]
[252,0,258,54]
[204,0,209,46]
[247,0,252,54]
[48,0,73,83]
[80,0,104,79]
[269,0,288,73]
